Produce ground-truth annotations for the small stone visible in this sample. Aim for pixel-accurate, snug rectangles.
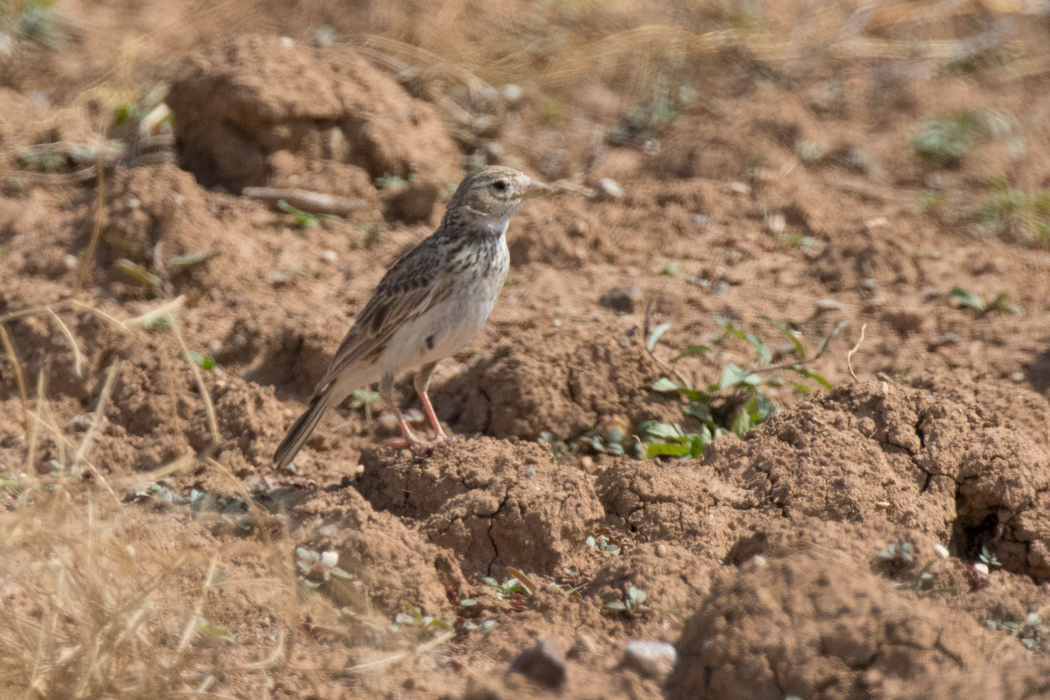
[742,554,767,572]
[973,562,989,576]
[595,178,624,201]
[499,84,524,107]
[320,551,339,568]
[934,544,950,559]
[320,250,338,263]
[1010,372,1024,383]
[62,254,79,270]
[622,640,677,679]
[726,181,750,195]
[0,33,12,58]
[656,543,667,557]
[510,637,566,690]
[317,524,338,537]
[599,286,643,314]
[765,213,786,235]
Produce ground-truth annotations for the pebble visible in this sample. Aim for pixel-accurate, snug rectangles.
[622,640,677,679]
[320,250,338,263]
[599,286,643,314]
[510,638,566,690]
[68,413,95,432]
[596,178,624,201]
[934,544,950,559]
[63,254,79,270]
[570,633,597,658]
[500,84,524,107]
[320,551,339,568]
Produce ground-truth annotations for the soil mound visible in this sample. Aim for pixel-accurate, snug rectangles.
[665,549,1007,700]
[168,34,461,193]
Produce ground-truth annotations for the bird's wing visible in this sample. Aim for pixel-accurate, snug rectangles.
[313,238,447,393]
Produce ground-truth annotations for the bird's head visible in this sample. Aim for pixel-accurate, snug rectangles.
[442,165,550,231]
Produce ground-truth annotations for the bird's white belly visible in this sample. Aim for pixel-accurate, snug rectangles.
[378,290,498,374]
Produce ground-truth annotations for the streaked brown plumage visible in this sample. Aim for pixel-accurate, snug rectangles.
[274,166,549,468]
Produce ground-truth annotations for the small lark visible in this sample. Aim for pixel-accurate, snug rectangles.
[274,166,549,468]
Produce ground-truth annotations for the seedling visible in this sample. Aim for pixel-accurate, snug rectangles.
[195,617,235,644]
[987,612,1049,652]
[295,548,354,588]
[277,200,341,228]
[971,176,1050,245]
[643,314,844,458]
[395,603,454,640]
[912,111,984,168]
[878,542,954,596]
[482,576,533,600]
[176,350,217,371]
[979,546,1002,569]
[549,567,592,597]
[606,585,654,619]
[950,286,1022,316]
[586,530,621,555]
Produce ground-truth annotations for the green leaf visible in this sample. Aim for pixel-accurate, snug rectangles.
[652,377,680,393]
[115,259,161,288]
[815,320,849,358]
[744,332,772,365]
[671,345,712,362]
[640,422,682,440]
[761,316,805,360]
[731,407,752,437]
[168,250,220,271]
[795,367,833,390]
[647,442,691,458]
[950,286,985,311]
[196,617,235,643]
[719,363,752,389]
[647,322,672,351]
[683,401,712,423]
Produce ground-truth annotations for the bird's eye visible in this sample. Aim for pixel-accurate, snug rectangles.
[493,180,507,192]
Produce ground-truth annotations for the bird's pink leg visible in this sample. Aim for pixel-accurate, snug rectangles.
[414,361,452,447]
[419,389,449,444]
[380,374,426,451]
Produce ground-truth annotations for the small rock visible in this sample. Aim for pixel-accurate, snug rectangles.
[622,640,677,679]
[595,177,624,201]
[320,250,338,263]
[934,544,950,559]
[317,524,338,537]
[62,254,79,270]
[599,286,643,314]
[765,213,786,235]
[499,84,524,107]
[320,551,339,568]
[656,543,667,557]
[0,33,12,58]
[726,181,750,195]
[1010,372,1024,383]
[510,638,567,690]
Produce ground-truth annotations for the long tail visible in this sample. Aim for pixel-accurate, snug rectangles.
[273,386,335,469]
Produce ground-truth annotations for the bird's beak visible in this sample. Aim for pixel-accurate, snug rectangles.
[525,178,553,199]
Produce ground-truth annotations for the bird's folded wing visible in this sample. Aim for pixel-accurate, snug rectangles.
[313,244,445,393]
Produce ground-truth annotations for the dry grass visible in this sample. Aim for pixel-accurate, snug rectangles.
[0,489,292,699]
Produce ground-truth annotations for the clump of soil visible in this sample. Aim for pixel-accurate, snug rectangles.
[167,34,462,193]
[434,324,680,440]
[665,549,1009,700]
[357,438,604,577]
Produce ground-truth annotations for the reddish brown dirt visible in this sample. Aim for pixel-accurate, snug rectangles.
[4,3,1050,699]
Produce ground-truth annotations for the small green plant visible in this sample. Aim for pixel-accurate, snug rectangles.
[950,286,1022,316]
[195,617,235,643]
[295,548,354,588]
[482,575,533,600]
[642,315,844,458]
[606,585,654,619]
[979,546,1002,569]
[277,200,341,228]
[912,110,985,168]
[878,542,954,596]
[987,613,1049,652]
[360,222,383,247]
[374,174,409,190]
[586,530,621,555]
[176,350,217,371]
[549,567,591,597]
[971,176,1050,244]
[396,603,454,640]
